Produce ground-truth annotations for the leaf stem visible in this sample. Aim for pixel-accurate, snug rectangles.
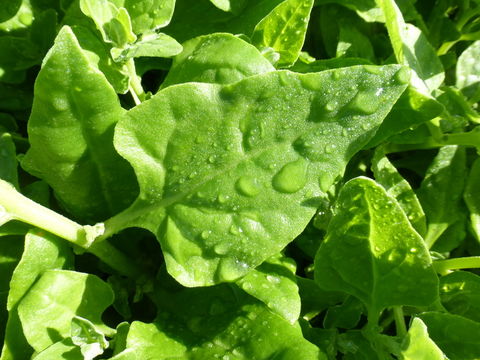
[0,179,142,278]
[433,256,480,275]
[393,306,407,337]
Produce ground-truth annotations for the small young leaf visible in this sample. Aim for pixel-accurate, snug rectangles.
[71,316,109,360]
[417,146,467,248]
[372,148,427,236]
[314,177,438,321]
[123,0,176,34]
[161,33,275,88]
[251,0,314,67]
[236,254,300,324]
[400,317,446,360]
[112,32,182,62]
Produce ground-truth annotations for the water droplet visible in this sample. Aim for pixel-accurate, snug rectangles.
[342,128,349,137]
[348,91,381,115]
[52,97,68,111]
[409,247,418,253]
[324,144,336,154]
[272,159,308,193]
[318,173,333,192]
[235,176,260,197]
[217,258,249,282]
[266,275,280,284]
[201,230,211,239]
[217,194,229,204]
[19,11,33,26]
[387,249,404,263]
[394,67,411,84]
[214,242,229,255]
[332,70,341,80]
[324,102,336,112]
[229,225,240,235]
[208,155,216,164]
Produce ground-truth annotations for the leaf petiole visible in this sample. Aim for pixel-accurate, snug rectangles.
[433,256,480,275]
[0,179,143,278]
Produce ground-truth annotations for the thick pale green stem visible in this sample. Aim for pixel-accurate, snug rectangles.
[433,256,480,275]
[0,179,86,245]
[0,179,142,278]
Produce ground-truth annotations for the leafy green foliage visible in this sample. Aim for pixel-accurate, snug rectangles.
[1,0,480,358]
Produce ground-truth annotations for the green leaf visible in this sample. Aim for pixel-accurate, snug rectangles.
[376,0,444,94]
[0,133,18,189]
[1,230,73,360]
[112,284,325,359]
[17,269,114,352]
[418,312,480,360]
[162,33,275,88]
[122,0,176,34]
[209,0,248,14]
[107,65,408,286]
[236,253,300,324]
[417,146,467,248]
[323,296,364,329]
[32,339,83,360]
[111,32,182,62]
[371,148,427,236]
[21,26,138,222]
[251,0,314,67]
[71,316,109,360]
[440,271,480,323]
[464,158,480,241]
[0,235,23,344]
[400,317,446,360]
[336,21,375,62]
[456,40,480,99]
[0,0,22,23]
[366,86,445,148]
[314,177,438,321]
[79,0,136,47]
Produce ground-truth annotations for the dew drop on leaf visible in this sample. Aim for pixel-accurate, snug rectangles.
[272,159,308,193]
[348,91,381,115]
[235,176,260,197]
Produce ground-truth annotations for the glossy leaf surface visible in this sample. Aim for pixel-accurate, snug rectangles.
[440,271,480,323]
[110,65,408,286]
[251,0,314,67]
[464,158,480,241]
[314,177,438,319]
[22,26,138,222]
[162,33,275,88]
[17,269,113,352]
[400,318,445,360]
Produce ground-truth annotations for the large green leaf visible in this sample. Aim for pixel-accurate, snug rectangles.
[106,65,409,286]
[17,269,114,353]
[417,146,467,248]
[456,40,480,99]
[418,312,480,360]
[161,33,274,88]
[21,26,138,223]
[111,284,325,359]
[251,0,314,67]
[314,177,438,321]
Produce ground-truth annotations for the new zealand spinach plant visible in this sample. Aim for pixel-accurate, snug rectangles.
[1,0,480,359]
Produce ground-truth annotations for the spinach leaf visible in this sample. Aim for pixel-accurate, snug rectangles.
[108,65,408,286]
[314,177,438,323]
[21,26,138,222]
